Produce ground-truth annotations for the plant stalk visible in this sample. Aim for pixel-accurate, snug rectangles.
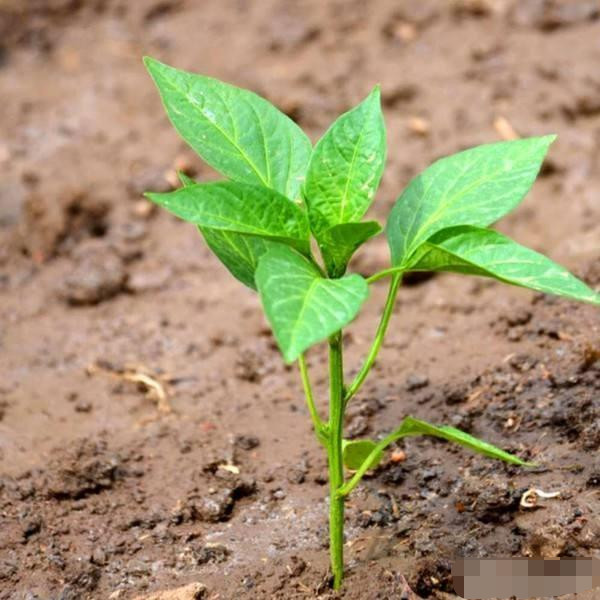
[327,332,345,589]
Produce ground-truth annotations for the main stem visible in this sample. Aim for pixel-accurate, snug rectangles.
[327,332,345,589]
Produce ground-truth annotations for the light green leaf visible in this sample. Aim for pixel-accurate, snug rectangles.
[177,172,271,290]
[303,87,386,237]
[387,136,556,266]
[177,171,196,187]
[144,56,312,200]
[146,181,311,255]
[320,221,382,277]
[255,246,369,362]
[407,226,600,305]
[338,415,531,498]
[342,439,383,471]
[398,416,532,466]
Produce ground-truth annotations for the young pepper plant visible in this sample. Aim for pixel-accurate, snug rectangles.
[143,56,600,590]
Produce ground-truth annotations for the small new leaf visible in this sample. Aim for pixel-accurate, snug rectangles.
[144,57,312,200]
[342,439,383,471]
[399,417,533,466]
[320,221,382,277]
[407,226,600,305]
[338,415,531,498]
[304,87,386,238]
[255,246,369,362]
[177,172,271,290]
[387,136,555,266]
[146,181,311,255]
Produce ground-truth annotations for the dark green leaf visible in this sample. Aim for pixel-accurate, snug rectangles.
[146,181,311,255]
[303,87,386,237]
[407,226,600,305]
[144,56,312,200]
[255,246,369,362]
[342,439,383,471]
[387,136,555,267]
[201,229,272,290]
[320,221,382,277]
[177,172,271,290]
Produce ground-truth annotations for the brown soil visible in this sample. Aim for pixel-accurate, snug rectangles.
[1,1,599,598]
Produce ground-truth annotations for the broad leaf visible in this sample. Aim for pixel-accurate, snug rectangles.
[144,57,312,200]
[255,246,369,362]
[342,439,383,471]
[320,221,382,277]
[407,226,600,305]
[387,136,556,267]
[146,181,311,255]
[303,87,386,237]
[177,172,271,290]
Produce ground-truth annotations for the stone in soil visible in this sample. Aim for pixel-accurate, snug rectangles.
[41,439,123,500]
[131,582,207,600]
[59,241,127,305]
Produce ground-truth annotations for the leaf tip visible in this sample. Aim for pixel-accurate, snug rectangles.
[367,84,382,105]
[142,55,159,72]
[143,191,162,205]
[539,133,557,150]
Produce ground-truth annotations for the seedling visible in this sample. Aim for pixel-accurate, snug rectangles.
[143,56,600,589]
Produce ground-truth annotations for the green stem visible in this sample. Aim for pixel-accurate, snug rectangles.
[344,273,402,404]
[327,333,345,589]
[298,354,327,444]
[366,266,402,284]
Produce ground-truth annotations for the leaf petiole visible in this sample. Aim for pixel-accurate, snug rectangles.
[298,354,328,444]
[344,273,402,405]
[366,266,402,284]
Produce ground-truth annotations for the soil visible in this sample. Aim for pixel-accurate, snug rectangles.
[0,1,599,598]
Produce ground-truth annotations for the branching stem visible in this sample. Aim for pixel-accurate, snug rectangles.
[344,273,402,404]
[337,427,411,498]
[366,266,402,284]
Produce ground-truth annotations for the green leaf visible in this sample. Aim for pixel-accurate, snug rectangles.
[177,171,196,187]
[338,415,531,498]
[144,56,312,200]
[320,221,382,277]
[387,136,556,267]
[398,416,533,466]
[342,439,383,471]
[407,226,600,305]
[201,229,272,290]
[177,172,271,290]
[146,181,311,255]
[255,246,369,362]
[303,87,386,237]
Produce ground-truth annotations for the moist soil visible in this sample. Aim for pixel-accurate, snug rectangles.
[0,1,599,598]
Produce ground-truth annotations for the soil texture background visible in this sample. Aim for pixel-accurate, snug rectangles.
[0,1,599,598]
